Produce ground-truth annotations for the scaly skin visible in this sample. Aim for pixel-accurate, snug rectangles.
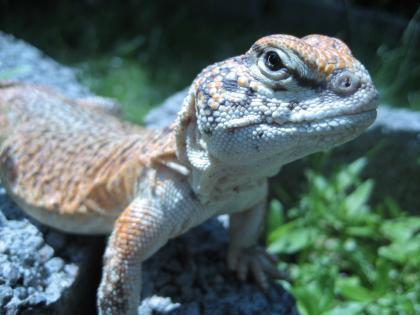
[0,34,378,314]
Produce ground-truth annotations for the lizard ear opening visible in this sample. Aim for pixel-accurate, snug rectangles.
[175,86,198,165]
[175,85,211,171]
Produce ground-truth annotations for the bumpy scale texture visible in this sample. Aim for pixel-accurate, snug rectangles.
[0,34,378,315]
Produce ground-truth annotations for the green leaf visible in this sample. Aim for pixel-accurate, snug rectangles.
[336,277,375,302]
[383,197,403,216]
[268,224,317,254]
[336,158,367,191]
[345,226,377,237]
[324,302,366,315]
[344,180,374,217]
[378,235,420,264]
[293,280,334,315]
[372,259,392,295]
[380,217,420,242]
[307,170,329,195]
[267,199,284,234]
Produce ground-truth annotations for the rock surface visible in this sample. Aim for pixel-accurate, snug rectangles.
[139,218,297,315]
[0,188,102,315]
[0,31,91,99]
[0,32,298,314]
[0,32,102,315]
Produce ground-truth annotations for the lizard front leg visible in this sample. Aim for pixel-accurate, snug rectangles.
[228,197,285,290]
[97,197,170,315]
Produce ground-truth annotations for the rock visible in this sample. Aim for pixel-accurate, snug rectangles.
[144,87,186,129]
[139,219,298,315]
[0,193,101,315]
[138,296,181,315]
[144,87,189,129]
[0,285,13,307]
[0,31,91,99]
[0,32,298,315]
[0,32,101,315]
[44,257,65,275]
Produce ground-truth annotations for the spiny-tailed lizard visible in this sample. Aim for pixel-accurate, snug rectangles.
[0,34,378,314]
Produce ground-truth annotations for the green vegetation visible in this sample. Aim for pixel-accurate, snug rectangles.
[78,57,182,124]
[372,8,420,111]
[267,157,420,315]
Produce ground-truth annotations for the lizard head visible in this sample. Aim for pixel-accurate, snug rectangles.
[176,34,378,169]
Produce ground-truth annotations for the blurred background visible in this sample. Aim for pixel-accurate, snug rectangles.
[1,1,419,314]
[0,0,418,124]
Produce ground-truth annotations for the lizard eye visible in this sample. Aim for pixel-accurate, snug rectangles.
[258,50,290,80]
[265,51,284,71]
[330,71,360,95]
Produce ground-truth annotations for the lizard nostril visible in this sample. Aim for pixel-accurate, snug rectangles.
[331,71,360,95]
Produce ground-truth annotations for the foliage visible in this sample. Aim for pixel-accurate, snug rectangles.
[372,8,420,111]
[267,157,420,315]
[78,56,183,125]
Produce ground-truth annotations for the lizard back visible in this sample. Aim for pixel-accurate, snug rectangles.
[0,83,176,233]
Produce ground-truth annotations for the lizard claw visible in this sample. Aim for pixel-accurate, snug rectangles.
[227,246,287,290]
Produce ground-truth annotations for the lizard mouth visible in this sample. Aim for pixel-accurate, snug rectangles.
[222,109,377,134]
[268,90,379,130]
[263,109,376,137]
[267,109,377,135]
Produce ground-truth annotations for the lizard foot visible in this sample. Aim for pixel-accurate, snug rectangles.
[227,246,287,290]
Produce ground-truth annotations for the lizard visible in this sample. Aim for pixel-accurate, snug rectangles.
[0,34,379,315]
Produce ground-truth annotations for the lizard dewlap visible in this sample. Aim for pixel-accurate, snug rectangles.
[0,34,378,315]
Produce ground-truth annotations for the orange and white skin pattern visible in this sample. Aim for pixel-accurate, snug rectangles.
[0,34,378,315]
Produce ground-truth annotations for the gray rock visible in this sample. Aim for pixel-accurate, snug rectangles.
[138,296,181,315]
[0,195,100,315]
[139,219,298,315]
[0,262,20,286]
[144,87,189,129]
[45,257,65,275]
[0,32,100,314]
[0,285,13,307]
[0,31,91,99]
[0,212,70,313]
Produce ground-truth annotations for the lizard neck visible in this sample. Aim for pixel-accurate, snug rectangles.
[176,120,280,200]
[188,156,280,201]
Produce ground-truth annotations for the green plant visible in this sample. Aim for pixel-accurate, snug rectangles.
[267,157,420,315]
[372,8,420,110]
[78,56,185,125]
